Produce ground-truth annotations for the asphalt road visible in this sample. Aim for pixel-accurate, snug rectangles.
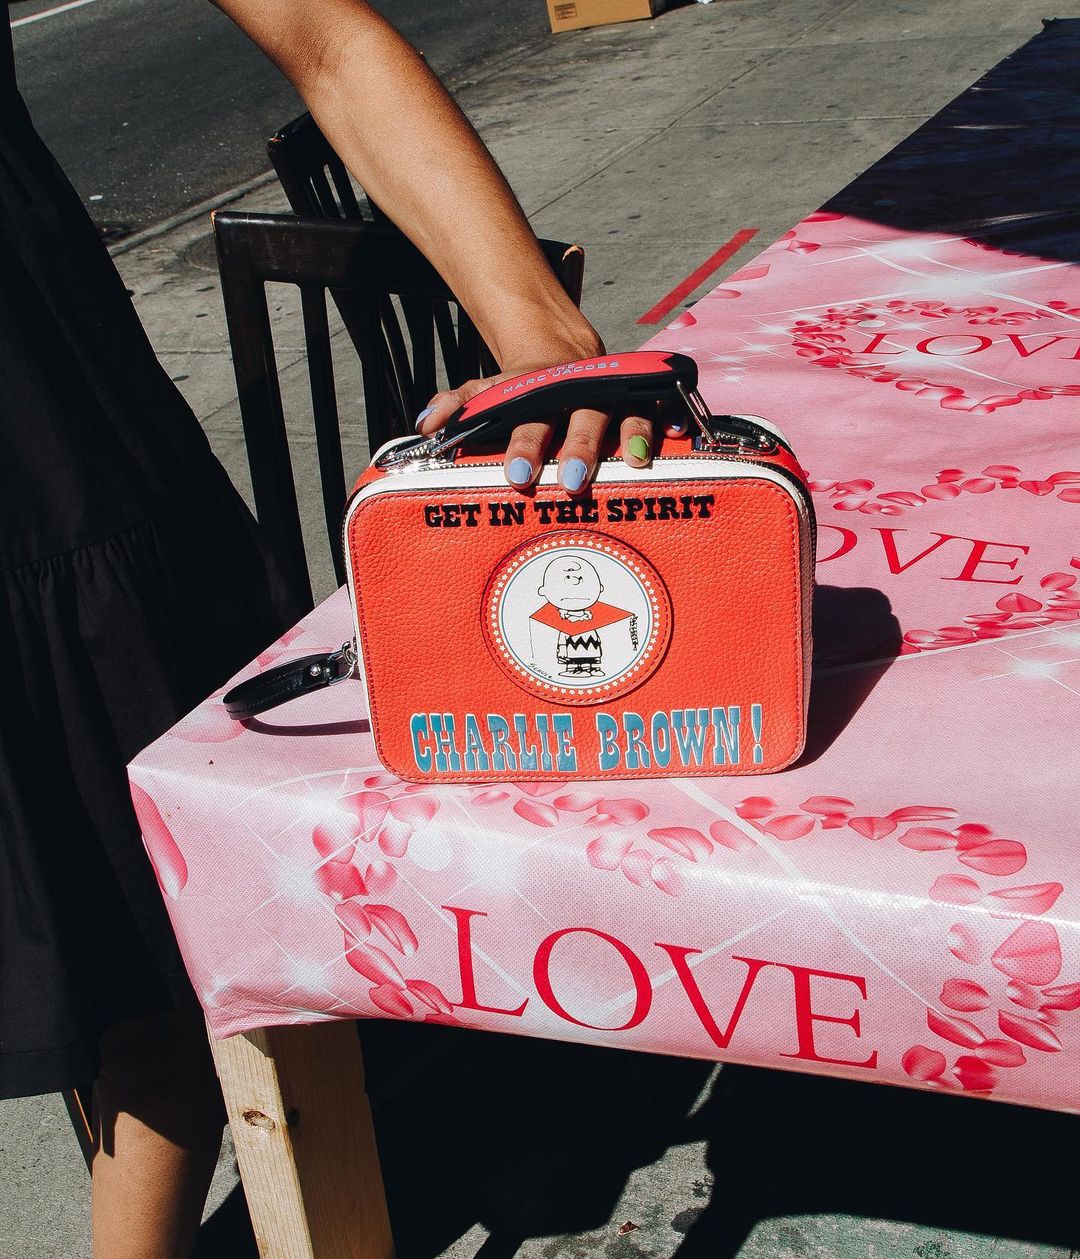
[8,0,549,239]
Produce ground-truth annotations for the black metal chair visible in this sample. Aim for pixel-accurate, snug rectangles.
[213,210,585,609]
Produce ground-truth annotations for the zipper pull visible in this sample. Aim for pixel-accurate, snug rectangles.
[375,431,465,471]
[692,421,778,455]
[676,381,777,454]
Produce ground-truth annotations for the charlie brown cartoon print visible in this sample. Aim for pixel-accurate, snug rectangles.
[529,555,634,678]
[484,532,671,703]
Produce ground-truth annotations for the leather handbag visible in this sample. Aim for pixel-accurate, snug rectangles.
[225,352,815,783]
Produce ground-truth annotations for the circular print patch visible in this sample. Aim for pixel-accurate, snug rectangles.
[483,532,671,704]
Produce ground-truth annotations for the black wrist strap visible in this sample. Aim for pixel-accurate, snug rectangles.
[223,642,357,721]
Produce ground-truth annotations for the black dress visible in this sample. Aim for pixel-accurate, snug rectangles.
[1,10,300,1097]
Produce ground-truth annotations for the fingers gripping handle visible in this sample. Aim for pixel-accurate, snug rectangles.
[379,351,700,467]
[451,350,699,429]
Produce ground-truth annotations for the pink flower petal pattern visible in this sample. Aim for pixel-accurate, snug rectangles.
[940,979,990,1013]
[985,883,1063,917]
[312,813,360,860]
[666,311,697,330]
[473,789,511,806]
[1005,980,1041,1009]
[929,875,982,905]
[709,819,757,852]
[847,816,897,840]
[130,782,188,898]
[335,900,371,942]
[315,859,366,900]
[647,826,712,861]
[800,796,854,815]
[898,827,955,851]
[901,1045,947,1082]
[927,1008,986,1049]
[957,839,1027,877]
[952,823,994,850]
[996,593,1042,613]
[998,1010,1063,1053]
[651,857,684,897]
[346,941,406,988]
[947,924,981,964]
[369,983,413,1018]
[1040,982,1080,1012]
[389,796,438,825]
[954,1056,998,1092]
[760,814,815,842]
[340,791,390,838]
[621,848,655,887]
[889,806,959,821]
[514,798,559,827]
[405,980,453,1014]
[362,773,399,790]
[363,861,397,894]
[365,904,419,956]
[992,922,1062,986]
[552,792,605,813]
[586,833,633,871]
[596,798,649,824]
[376,820,413,859]
[735,796,775,820]
[973,1039,1026,1067]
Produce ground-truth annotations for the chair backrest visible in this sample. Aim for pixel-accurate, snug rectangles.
[266,112,584,446]
[213,210,585,610]
[267,111,381,223]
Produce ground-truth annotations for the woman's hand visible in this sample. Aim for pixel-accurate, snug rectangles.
[415,339,691,495]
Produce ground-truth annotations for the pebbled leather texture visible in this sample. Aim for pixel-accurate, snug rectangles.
[345,460,812,784]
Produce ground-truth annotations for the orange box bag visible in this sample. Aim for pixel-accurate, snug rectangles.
[226,352,815,783]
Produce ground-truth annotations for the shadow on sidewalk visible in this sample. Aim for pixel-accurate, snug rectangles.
[674,1066,1080,1258]
[378,1033,1080,1259]
[373,1024,713,1258]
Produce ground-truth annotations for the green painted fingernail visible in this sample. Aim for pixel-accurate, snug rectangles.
[628,435,650,462]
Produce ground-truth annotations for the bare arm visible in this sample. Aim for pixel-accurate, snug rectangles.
[212,0,662,489]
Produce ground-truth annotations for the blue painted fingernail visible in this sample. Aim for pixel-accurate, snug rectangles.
[560,458,588,492]
[507,457,533,487]
[414,405,437,431]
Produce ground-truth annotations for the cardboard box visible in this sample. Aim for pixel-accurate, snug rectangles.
[545,0,666,34]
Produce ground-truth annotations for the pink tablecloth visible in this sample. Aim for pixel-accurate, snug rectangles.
[130,22,1080,1112]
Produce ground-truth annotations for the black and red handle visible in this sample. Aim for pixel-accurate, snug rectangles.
[436,349,696,443]
[449,350,697,429]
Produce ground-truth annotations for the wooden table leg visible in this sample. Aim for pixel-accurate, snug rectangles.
[208,1020,394,1259]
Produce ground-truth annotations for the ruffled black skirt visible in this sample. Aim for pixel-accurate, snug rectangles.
[0,69,300,1096]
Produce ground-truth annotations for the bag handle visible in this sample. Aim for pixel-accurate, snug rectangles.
[222,643,356,721]
[377,350,702,468]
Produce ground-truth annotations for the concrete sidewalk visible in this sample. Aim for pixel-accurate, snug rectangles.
[4,2,1080,1256]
